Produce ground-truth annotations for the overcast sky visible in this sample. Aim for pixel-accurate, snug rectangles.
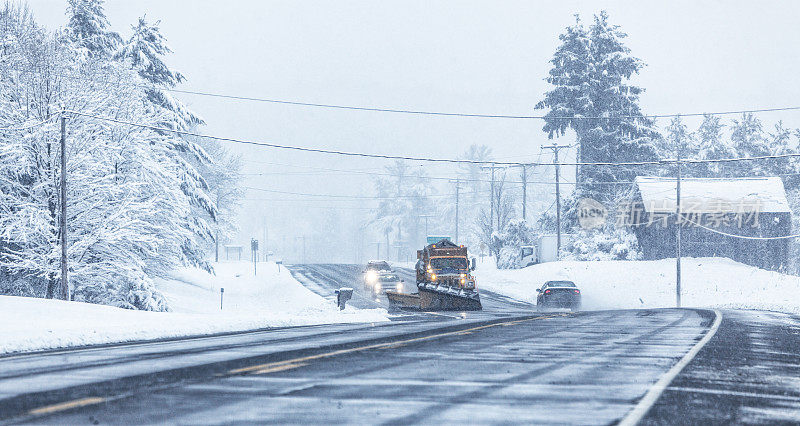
[23,0,800,260]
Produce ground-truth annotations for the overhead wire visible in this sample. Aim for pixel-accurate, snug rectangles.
[16,68,800,120]
[0,116,55,131]
[66,109,800,168]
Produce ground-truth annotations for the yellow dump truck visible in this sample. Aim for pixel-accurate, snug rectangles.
[386,238,482,311]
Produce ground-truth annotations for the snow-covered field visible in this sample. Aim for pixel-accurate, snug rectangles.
[476,257,800,314]
[0,261,387,355]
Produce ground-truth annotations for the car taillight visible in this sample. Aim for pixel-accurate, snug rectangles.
[574,289,580,294]
[544,289,551,294]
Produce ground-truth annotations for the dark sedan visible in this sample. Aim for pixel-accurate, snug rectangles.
[536,280,581,311]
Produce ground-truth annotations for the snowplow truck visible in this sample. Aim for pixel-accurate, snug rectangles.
[415,239,481,310]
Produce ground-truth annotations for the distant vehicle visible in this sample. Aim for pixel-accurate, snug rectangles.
[519,245,537,267]
[518,235,575,267]
[370,273,405,296]
[536,280,581,311]
[363,260,392,288]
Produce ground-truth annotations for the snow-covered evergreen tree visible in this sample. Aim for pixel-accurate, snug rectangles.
[65,0,121,58]
[536,11,659,200]
[695,114,731,177]
[116,15,215,272]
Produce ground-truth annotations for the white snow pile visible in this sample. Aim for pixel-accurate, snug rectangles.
[0,261,387,354]
[476,257,800,314]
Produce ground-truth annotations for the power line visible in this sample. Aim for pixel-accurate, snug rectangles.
[684,217,800,240]
[57,109,652,167]
[64,110,532,166]
[244,186,484,200]
[62,110,800,168]
[19,68,800,120]
[0,116,55,131]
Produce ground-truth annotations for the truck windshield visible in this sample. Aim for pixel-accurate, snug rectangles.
[430,258,468,270]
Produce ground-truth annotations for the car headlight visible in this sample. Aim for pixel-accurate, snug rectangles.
[431,273,437,281]
[365,271,378,283]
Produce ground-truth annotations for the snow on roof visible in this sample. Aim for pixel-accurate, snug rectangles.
[634,176,791,213]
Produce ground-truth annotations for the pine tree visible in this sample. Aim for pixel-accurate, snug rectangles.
[116,15,215,272]
[667,116,694,169]
[695,114,730,177]
[65,0,121,58]
[729,113,767,176]
[536,11,659,199]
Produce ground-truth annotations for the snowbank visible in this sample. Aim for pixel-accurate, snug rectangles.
[475,257,800,314]
[0,261,387,354]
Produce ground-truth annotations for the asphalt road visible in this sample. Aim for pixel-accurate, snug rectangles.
[287,263,535,318]
[1,264,798,424]
[9,309,712,424]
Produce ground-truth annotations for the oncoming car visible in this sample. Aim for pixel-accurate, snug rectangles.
[363,260,392,289]
[371,273,405,296]
[536,280,581,311]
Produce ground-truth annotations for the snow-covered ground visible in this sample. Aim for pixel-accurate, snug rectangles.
[475,257,800,314]
[0,261,387,355]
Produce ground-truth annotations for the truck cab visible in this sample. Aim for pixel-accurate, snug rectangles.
[416,239,476,290]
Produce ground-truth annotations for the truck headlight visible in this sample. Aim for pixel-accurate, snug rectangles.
[431,273,437,281]
[365,270,378,283]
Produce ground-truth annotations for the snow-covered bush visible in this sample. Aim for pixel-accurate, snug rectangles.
[493,219,537,269]
[0,269,39,297]
[561,228,642,261]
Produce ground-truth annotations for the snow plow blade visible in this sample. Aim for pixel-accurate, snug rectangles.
[417,284,482,311]
[385,291,422,309]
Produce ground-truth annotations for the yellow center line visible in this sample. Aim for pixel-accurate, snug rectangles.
[21,313,569,418]
[250,362,308,375]
[28,397,106,416]
[228,314,564,376]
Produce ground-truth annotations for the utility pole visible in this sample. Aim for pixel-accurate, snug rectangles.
[455,178,460,243]
[489,167,496,235]
[59,112,69,301]
[676,147,683,308]
[264,223,269,262]
[449,178,463,243]
[521,165,528,221]
[419,214,434,241]
[541,144,570,256]
[480,165,502,243]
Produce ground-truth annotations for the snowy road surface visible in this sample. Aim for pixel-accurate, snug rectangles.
[0,265,798,424]
[287,263,536,319]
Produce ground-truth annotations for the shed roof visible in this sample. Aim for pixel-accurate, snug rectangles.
[634,176,791,213]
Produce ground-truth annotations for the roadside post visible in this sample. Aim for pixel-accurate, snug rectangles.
[276,260,283,273]
[220,287,224,310]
